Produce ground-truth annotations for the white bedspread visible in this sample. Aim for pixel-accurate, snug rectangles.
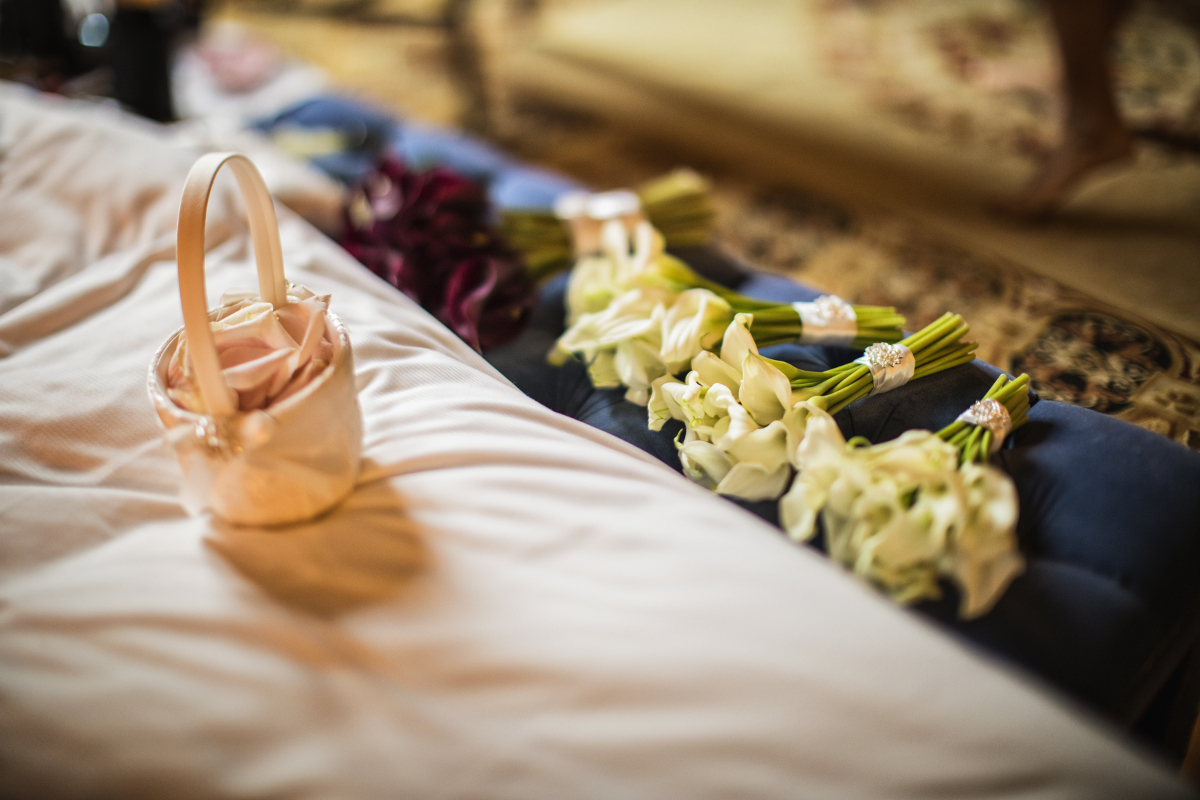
[0,83,1188,798]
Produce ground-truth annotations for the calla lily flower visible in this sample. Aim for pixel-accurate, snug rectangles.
[719,312,757,373]
[678,438,733,489]
[556,220,736,403]
[779,401,1024,619]
[564,219,666,324]
[553,287,672,403]
[650,313,805,501]
[692,350,741,398]
[340,156,535,352]
[739,352,794,426]
[659,288,732,374]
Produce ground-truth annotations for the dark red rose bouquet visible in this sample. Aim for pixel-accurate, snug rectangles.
[340,155,534,351]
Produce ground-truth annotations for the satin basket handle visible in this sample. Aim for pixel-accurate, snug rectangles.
[176,153,288,418]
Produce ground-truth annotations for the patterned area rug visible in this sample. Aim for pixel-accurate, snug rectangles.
[813,0,1200,157]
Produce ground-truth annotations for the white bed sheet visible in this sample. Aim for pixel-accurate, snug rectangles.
[0,84,1188,799]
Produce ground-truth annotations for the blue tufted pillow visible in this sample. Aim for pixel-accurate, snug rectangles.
[486,258,1200,735]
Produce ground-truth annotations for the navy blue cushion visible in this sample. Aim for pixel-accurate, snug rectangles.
[485,256,1200,728]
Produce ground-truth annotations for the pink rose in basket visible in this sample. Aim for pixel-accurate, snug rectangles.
[167,285,334,414]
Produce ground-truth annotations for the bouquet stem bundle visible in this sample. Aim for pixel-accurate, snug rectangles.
[552,219,907,396]
[644,255,906,351]
[766,313,978,415]
[502,169,716,281]
[938,373,1031,464]
[634,169,716,248]
[743,303,906,350]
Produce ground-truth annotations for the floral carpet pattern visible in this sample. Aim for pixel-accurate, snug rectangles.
[813,0,1200,157]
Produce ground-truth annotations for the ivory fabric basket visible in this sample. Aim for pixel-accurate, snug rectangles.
[148,153,362,526]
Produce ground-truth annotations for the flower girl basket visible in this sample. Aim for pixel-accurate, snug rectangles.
[148,153,362,526]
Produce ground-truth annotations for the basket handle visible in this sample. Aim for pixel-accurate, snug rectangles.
[177,153,289,418]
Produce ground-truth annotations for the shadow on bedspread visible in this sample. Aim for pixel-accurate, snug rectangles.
[207,478,427,617]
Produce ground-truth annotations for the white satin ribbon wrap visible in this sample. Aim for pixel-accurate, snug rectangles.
[793,295,857,346]
[854,343,915,396]
[555,190,646,257]
[955,398,1013,454]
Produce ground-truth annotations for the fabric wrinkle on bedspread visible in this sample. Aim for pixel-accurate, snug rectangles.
[0,84,1193,798]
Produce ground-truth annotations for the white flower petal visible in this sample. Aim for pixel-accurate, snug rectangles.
[719,312,758,372]
[714,402,761,451]
[587,349,621,388]
[660,289,732,373]
[716,461,792,502]
[565,255,620,324]
[739,352,794,425]
[647,375,677,431]
[780,468,833,541]
[726,420,790,472]
[615,338,668,407]
[679,439,733,489]
[693,350,742,398]
[702,381,738,417]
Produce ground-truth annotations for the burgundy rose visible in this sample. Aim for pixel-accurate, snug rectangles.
[340,155,535,351]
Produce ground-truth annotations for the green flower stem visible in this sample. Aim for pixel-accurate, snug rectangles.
[651,257,906,349]
[636,169,716,247]
[502,170,717,282]
[764,314,977,417]
[743,299,905,349]
[500,210,573,281]
[937,373,1032,463]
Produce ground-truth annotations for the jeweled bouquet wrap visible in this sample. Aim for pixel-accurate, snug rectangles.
[647,312,977,502]
[148,153,363,526]
[938,373,1031,464]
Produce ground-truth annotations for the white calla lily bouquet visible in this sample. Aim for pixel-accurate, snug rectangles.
[647,310,978,502]
[779,401,1024,618]
[780,373,1033,618]
[550,216,1031,618]
[550,221,906,404]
